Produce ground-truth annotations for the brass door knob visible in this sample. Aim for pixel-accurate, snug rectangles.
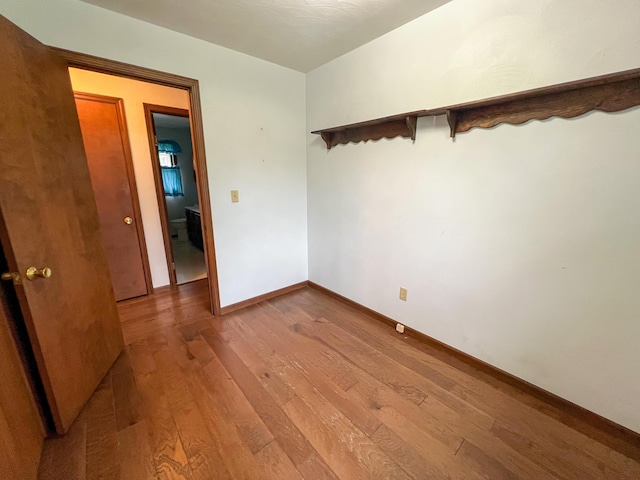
[124,216,133,225]
[26,267,52,281]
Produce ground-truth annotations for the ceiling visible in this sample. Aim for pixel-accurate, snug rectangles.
[81,0,451,72]
[153,113,190,129]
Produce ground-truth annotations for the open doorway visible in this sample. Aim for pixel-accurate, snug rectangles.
[145,105,208,285]
[56,48,222,315]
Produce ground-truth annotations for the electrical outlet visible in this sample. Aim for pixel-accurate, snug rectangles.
[396,323,405,334]
[231,190,239,203]
[399,287,408,301]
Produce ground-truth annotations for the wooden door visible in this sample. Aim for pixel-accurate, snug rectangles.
[0,244,45,480]
[0,15,124,433]
[74,93,151,301]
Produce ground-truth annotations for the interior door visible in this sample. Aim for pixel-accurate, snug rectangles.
[0,15,124,433]
[74,93,150,301]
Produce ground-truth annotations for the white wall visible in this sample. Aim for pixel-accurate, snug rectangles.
[6,0,640,434]
[1,0,308,306]
[307,0,640,433]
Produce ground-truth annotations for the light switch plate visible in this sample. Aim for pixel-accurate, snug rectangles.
[231,190,239,203]
[399,287,408,301]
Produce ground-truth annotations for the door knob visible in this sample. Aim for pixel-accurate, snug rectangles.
[25,266,52,281]
[124,216,133,225]
[1,271,22,285]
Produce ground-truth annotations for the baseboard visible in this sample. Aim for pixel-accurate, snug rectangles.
[220,281,309,316]
[151,285,172,296]
[307,281,640,461]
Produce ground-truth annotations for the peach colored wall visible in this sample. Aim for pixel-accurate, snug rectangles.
[69,68,190,287]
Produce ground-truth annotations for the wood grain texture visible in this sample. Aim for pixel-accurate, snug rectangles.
[112,354,143,432]
[452,76,640,136]
[117,421,155,480]
[52,46,222,316]
[219,280,308,315]
[37,410,87,480]
[0,273,45,480]
[308,281,640,461]
[85,375,119,479]
[74,92,151,300]
[311,67,640,145]
[74,93,151,301]
[143,104,189,288]
[318,116,418,149]
[38,282,640,479]
[0,15,123,434]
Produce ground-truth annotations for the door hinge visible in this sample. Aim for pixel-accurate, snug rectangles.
[172,262,176,272]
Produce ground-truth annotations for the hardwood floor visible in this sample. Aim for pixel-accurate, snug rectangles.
[37,281,640,479]
[172,237,207,285]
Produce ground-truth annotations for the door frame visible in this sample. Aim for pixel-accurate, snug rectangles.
[143,104,192,287]
[53,47,222,316]
[74,92,153,297]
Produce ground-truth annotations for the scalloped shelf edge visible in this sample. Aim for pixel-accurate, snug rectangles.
[312,68,640,149]
[316,115,418,150]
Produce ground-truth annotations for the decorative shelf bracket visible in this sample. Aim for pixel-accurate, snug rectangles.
[312,68,640,147]
[314,113,420,150]
[449,74,640,137]
[406,115,417,141]
[320,132,333,149]
[446,110,457,138]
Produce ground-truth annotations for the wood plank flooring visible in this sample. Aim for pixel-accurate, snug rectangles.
[37,281,640,479]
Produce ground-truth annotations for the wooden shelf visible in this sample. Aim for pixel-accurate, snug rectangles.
[312,111,423,150]
[311,68,640,149]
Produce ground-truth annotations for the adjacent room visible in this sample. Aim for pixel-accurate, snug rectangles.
[152,113,208,285]
[1,0,639,479]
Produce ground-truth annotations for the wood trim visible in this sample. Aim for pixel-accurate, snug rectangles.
[311,67,640,147]
[0,228,51,430]
[52,47,222,316]
[186,82,219,314]
[74,92,154,295]
[0,263,45,478]
[220,281,309,316]
[150,284,173,296]
[307,281,640,461]
[440,67,640,114]
[450,75,640,137]
[318,115,418,150]
[51,48,199,89]
[143,104,182,287]
[147,285,173,296]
